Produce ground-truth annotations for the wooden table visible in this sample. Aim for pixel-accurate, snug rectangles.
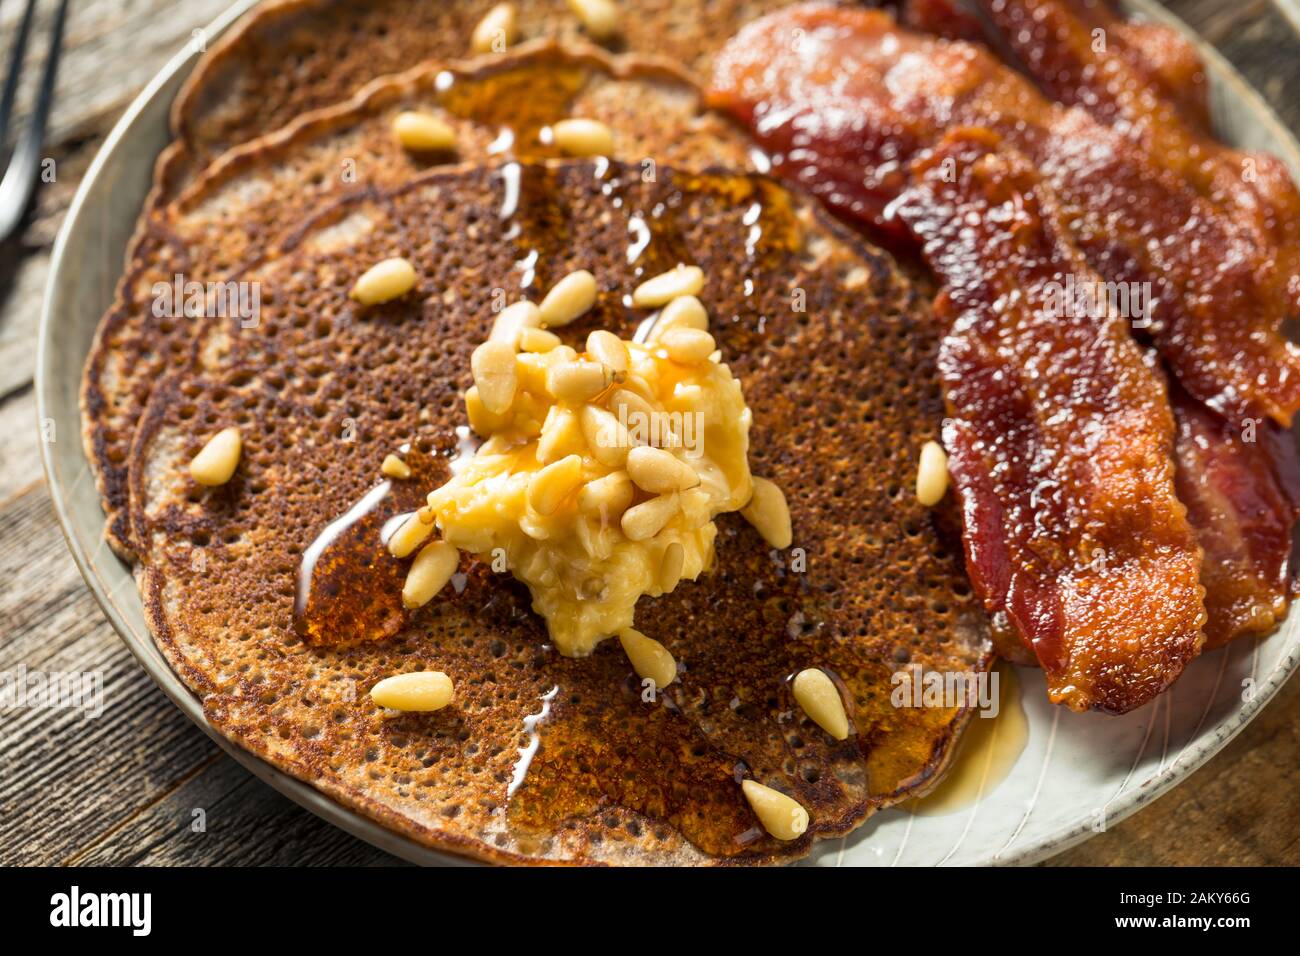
[1,0,1297,867]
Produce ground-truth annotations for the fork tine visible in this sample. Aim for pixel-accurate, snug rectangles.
[0,0,70,242]
[0,0,40,141]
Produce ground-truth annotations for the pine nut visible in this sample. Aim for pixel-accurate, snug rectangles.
[659,541,685,592]
[536,407,584,464]
[552,118,614,157]
[388,506,436,558]
[916,440,949,507]
[527,454,584,516]
[519,327,561,353]
[741,780,809,841]
[402,540,460,608]
[472,340,518,414]
[371,671,454,712]
[633,265,704,307]
[539,269,598,327]
[471,2,517,53]
[608,386,654,420]
[660,327,716,364]
[626,446,699,494]
[579,404,630,467]
[381,454,411,479]
[567,0,621,40]
[190,426,242,486]
[351,257,416,305]
[621,374,655,399]
[607,387,680,448]
[577,470,634,517]
[585,330,629,377]
[392,111,456,153]
[465,385,507,436]
[742,476,792,549]
[489,300,542,348]
[792,668,849,740]
[548,359,613,403]
[621,493,679,541]
[618,628,676,688]
[652,294,709,337]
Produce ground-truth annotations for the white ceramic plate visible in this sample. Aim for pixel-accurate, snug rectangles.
[38,0,1300,866]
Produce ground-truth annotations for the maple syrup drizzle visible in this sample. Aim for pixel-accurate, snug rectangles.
[295,481,391,621]
[293,447,449,646]
[507,685,560,799]
[285,157,988,855]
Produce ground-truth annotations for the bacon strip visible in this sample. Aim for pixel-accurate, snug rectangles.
[973,0,1300,295]
[894,129,1205,713]
[709,5,1300,426]
[905,0,1211,125]
[1171,387,1300,647]
[905,0,1300,648]
[709,3,1299,651]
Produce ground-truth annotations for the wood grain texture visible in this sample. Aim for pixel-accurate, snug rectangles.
[0,0,1296,867]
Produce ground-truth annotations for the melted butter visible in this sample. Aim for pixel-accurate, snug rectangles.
[905,662,1028,815]
[425,333,754,657]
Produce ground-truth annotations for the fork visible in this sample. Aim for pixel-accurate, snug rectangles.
[0,0,71,243]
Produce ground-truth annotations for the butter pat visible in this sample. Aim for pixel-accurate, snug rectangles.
[425,312,754,656]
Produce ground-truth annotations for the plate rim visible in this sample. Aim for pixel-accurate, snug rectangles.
[36,0,1300,867]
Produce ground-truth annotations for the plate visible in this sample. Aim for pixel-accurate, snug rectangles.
[37,0,1300,867]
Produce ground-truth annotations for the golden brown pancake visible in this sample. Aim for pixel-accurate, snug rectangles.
[171,0,817,178]
[128,160,993,864]
[82,42,756,558]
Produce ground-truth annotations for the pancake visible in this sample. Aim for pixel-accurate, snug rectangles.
[128,160,993,864]
[171,0,815,179]
[82,42,756,558]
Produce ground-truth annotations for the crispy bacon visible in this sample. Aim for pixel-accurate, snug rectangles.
[709,4,1300,426]
[1171,387,1300,647]
[973,0,1300,295]
[904,0,1300,648]
[904,0,1210,125]
[902,0,987,43]
[892,129,1205,713]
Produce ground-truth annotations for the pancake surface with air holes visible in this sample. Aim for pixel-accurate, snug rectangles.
[128,160,992,864]
[81,41,757,558]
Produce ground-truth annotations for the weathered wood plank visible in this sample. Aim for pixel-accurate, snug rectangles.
[68,757,402,866]
[0,484,213,866]
[1,0,230,146]
[0,254,49,402]
[0,388,44,500]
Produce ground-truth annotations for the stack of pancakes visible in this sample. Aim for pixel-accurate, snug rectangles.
[82,0,994,864]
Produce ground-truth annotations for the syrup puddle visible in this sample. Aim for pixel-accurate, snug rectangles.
[295,481,391,619]
[292,449,442,646]
[905,662,1028,816]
